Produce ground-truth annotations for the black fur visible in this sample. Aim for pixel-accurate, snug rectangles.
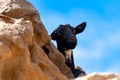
[51,22,86,77]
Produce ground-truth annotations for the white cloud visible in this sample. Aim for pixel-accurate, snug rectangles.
[108,32,120,47]
[73,39,106,60]
[73,31,120,73]
[105,62,120,75]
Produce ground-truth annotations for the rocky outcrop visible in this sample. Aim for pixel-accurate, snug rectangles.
[1,0,120,80]
[0,0,74,80]
[74,73,120,80]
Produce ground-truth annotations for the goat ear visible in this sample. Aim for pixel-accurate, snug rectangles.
[51,26,62,40]
[51,31,57,40]
[75,22,86,34]
[51,31,60,40]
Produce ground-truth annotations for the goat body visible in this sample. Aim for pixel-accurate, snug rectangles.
[51,22,86,77]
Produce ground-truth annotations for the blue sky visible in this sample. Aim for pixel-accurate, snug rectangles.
[28,0,120,74]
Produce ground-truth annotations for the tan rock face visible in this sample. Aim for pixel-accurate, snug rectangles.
[0,0,73,80]
[74,73,120,80]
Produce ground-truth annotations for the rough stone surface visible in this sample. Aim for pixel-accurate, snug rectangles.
[74,73,120,80]
[0,0,73,80]
[1,0,120,80]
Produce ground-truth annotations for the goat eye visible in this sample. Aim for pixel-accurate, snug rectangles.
[54,31,61,36]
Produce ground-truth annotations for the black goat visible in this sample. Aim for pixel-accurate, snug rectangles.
[51,22,86,77]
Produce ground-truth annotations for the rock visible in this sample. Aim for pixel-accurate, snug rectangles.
[74,73,120,80]
[1,0,119,80]
[0,0,74,80]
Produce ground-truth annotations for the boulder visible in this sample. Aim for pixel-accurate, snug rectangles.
[0,0,73,80]
[74,73,120,80]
